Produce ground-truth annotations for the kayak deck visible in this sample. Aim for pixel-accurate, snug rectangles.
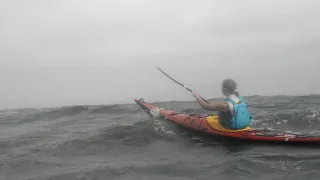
[134,98,320,144]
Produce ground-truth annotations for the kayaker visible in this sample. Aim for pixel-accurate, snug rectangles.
[192,79,251,130]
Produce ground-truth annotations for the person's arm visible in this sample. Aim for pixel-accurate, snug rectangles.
[192,92,229,112]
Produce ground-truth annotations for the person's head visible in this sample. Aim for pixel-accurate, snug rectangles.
[222,79,239,96]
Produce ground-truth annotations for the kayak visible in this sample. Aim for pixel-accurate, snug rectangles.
[134,98,320,144]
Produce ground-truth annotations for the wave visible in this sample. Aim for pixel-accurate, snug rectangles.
[0,104,141,124]
[24,106,86,124]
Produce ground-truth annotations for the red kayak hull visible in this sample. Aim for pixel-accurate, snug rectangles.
[134,98,320,144]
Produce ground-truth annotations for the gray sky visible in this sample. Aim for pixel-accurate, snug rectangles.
[1,0,320,109]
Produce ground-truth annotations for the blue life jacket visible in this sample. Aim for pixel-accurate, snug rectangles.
[218,96,251,130]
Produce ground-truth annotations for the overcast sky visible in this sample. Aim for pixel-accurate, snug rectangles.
[1,0,320,109]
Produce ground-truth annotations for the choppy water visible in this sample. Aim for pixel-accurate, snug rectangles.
[1,95,320,180]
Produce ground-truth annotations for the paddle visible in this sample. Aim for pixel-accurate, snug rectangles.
[156,66,210,104]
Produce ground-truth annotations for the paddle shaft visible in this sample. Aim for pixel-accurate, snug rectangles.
[156,67,210,103]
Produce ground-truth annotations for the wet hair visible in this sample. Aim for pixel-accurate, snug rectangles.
[222,79,239,96]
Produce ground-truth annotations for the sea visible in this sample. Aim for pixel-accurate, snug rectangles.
[1,95,320,180]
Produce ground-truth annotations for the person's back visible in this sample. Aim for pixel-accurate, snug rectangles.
[218,92,251,130]
[192,79,251,130]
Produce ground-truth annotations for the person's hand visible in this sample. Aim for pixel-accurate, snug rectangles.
[192,91,200,98]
